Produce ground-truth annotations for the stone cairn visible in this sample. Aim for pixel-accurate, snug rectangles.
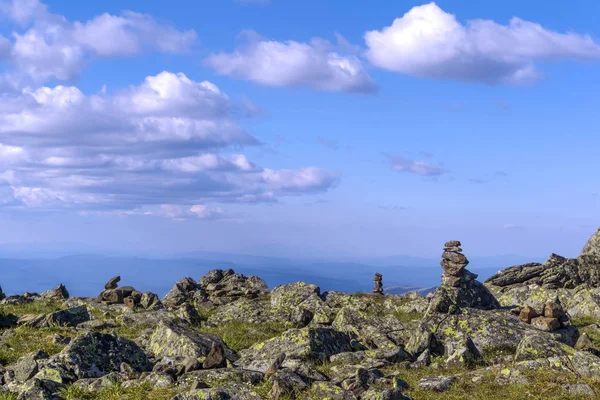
[372,273,383,295]
[440,240,477,287]
[97,276,141,308]
[512,298,570,333]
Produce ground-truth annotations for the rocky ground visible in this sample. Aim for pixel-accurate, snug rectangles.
[1,229,600,399]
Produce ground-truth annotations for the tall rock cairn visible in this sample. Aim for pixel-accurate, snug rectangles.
[427,240,500,313]
[440,241,478,287]
[372,273,383,295]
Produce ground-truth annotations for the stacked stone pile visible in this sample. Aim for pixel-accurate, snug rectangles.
[97,276,161,310]
[512,298,570,332]
[440,241,477,287]
[372,273,383,295]
[428,241,500,313]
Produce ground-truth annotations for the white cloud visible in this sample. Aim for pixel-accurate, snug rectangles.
[73,11,196,57]
[206,31,376,93]
[0,72,339,211]
[364,2,600,85]
[0,0,196,83]
[144,204,225,220]
[385,154,446,177]
[262,167,340,193]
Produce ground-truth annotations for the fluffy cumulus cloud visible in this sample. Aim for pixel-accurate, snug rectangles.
[0,71,340,216]
[364,2,600,85]
[206,31,376,93]
[384,154,446,177]
[0,0,196,84]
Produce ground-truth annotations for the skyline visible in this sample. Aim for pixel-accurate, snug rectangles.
[0,0,598,258]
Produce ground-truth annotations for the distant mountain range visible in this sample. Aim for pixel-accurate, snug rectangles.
[0,250,545,298]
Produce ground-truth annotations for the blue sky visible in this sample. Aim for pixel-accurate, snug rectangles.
[0,0,598,259]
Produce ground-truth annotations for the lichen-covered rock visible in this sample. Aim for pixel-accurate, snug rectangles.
[148,320,237,362]
[163,278,203,308]
[332,305,404,350]
[271,282,321,309]
[205,298,274,326]
[59,332,151,378]
[581,228,600,258]
[486,236,600,291]
[40,284,69,301]
[140,292,162,310]
[563,383,596,397]
[515,334,572,362]
[174,383,263,400]
[309,381,357,400]
[237,327,353,371]
[19,306,90,328]
[10,351,47,383]
[427,279,500,314]
[413,308,572,363]
[178,368,263,388]
[117,309,176,329]
[445,337,483,366]
[361,387,411,400]
[417,376,454,392]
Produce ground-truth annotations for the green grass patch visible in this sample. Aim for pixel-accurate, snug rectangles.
[0,392,18,400]
[0,326,76,365]
[393,310,424,323]
[0,300,62,319]
[58,381,177,400]
[199,320,286,352]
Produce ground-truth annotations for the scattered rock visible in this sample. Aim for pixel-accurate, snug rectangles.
[575,333,594,350]
[518,305,538,323]
[265,352,286,377]
[202,342,226,369]
[40,284,69,300]
[563,383,596,397]
[417,375,454,392]
[530,316,561,332]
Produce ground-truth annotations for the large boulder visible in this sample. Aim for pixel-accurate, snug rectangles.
[18,306,90,328]
[147,320,238,362]
[237,327,354,372]
[58,332,151,378]
[271,282,321,309]
[332,305,404,350]
[427,279,500,314]
[408,308,576,362]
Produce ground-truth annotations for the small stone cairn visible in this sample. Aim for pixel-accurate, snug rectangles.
[372,273,383,295]
[97,276,141,308]
[512,297,569,332]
